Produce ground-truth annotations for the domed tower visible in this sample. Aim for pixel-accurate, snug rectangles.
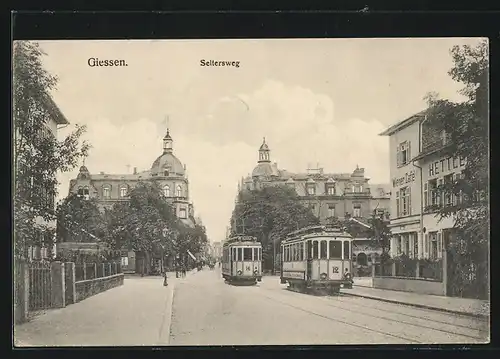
[252,137,279,179]
[150,129,191,222]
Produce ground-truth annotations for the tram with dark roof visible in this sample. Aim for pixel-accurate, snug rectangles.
[280,225,354,294]
[222,235,262,285]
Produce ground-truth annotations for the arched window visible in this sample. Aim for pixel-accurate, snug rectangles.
[102,185,111,199]
[176,185,182,197]
[163,185,170,197]
[77,187,84,196]
[83,186,90,200]
[119,185,128,198]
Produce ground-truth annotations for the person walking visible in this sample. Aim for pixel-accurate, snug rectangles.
[163,271,168,286]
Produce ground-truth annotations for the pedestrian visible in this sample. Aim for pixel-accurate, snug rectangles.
[163,271,168,286]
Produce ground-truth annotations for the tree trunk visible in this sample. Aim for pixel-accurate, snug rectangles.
[145,251,151,275]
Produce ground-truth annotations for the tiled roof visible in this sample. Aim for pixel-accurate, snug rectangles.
[379,110,426,136]
[89,170,151,180]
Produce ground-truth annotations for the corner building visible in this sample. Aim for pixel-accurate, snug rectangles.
[380,110,465,260]
[238,138,391,271]
[68,130,199,272]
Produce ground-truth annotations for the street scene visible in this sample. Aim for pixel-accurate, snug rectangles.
[13,38,489,347]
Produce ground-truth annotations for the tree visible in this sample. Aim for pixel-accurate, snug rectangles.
[55,193,106,243]
[230,185,320,270]
[106,182,179,273]
[424,40,488,298]
[367,211,392,265]
[13,41,90,258]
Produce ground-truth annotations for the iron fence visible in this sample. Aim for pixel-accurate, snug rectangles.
[74,261,123,282]
[28,261,52,314]
[419,259,443,281]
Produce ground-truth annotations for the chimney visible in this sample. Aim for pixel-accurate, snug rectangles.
[133,167,137,174]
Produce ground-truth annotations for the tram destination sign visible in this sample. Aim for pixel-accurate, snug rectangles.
[283,271,305,280]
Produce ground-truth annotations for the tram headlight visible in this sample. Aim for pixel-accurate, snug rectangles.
[344,272,352,280]
[320,272,327,280]
[254,270,258,275]
[237,270,242,275]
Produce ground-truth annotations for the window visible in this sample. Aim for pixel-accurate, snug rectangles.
[83,187,89,200]
[307,185,316,195]
[396,190,400,216]
[179,208,187,219]
[352,184,363,193]
[307,241,313,260]
[429,232,438,260]
[78,187,84,196]
[253,248,258,261]
[328,205,335,218]
[399,186,411,216]
[444,174,453,206]
[312,241,319,259]
[437,179,444,206]
[299,242,304,261]
[327,185,336,195]
[120,185,128,198]
[163,185,170,197]
[423,183,428,208]
[428,179,438,208]
[343,241,350,259]
[397,141,411,167]
[320,240,327,259]
[164,170,169,176]
[244,248,252,261]
[103,185,111,199]
[238,248,243,261]
[176,185,182,197]
[353,204,361,218]
[329,241,342,259]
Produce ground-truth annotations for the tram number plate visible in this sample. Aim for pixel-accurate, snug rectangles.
[246,266,251,271]
[332,267,339,274]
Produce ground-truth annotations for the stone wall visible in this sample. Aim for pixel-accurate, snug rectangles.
[373,276,445,296]
[75,273,124,302]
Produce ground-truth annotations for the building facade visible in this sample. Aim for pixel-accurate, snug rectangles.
[67,129,199,272]
[212,241,222,260]
[380,110,465,260]
[238,138,391,273]
[239,138,391,222]
[23,95,70,261]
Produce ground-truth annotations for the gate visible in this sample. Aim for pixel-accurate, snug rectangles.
[28,261,52,315]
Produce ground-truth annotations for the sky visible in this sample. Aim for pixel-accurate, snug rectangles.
[37,38,483,243]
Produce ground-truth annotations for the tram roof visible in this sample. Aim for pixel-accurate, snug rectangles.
[223,235,260,246]
[282,225,352,243]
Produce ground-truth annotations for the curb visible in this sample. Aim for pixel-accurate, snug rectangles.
[343,291,489,319]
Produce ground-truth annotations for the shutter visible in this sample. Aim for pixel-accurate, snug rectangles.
[395,190,400,217]
[437,232,442,258]
[424,233,429,258]
[408,141,411,163]
[397,145,401,167]
[408,187,412,215]
[423,182,428,208]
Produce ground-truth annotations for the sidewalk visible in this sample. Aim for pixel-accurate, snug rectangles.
[345,284,490,318]
[14,272,184,347]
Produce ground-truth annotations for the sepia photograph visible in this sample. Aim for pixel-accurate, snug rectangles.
[12,38,489,346]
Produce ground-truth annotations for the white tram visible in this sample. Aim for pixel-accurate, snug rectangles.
[280,225,354,294]
[222,235,263,285]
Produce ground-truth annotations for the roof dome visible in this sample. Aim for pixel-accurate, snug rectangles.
[151,153,185,176]
[252,162,279,177]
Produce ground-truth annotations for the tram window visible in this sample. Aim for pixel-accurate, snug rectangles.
[232,248,236,261]
[320,240,327,259]
[312,241,319,259]
[295,244,299,261]
[343,241,350,259]
[286,246,290,262]
[300,242,304,261]
[259,248,262,261]
[329,241,342,259]
[239,248,244,261]
[307,241,313,260]
[253,248,257,261]
[292,244,297,261]
[244,248,252,261]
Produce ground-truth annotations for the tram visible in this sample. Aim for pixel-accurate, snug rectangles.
[280,225,354,294]
[222,235,262,285]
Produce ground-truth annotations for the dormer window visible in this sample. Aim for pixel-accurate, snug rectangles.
[176,185,182,197]
[163,185,170,197]
[102,185,111,199]
[164,170,169,177]
[326,184,336,195]
[306,184,316,195]
[119,185,128,198]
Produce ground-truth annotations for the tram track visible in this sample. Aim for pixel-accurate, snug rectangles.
[259,285,486,343]
[258,291,422,344]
